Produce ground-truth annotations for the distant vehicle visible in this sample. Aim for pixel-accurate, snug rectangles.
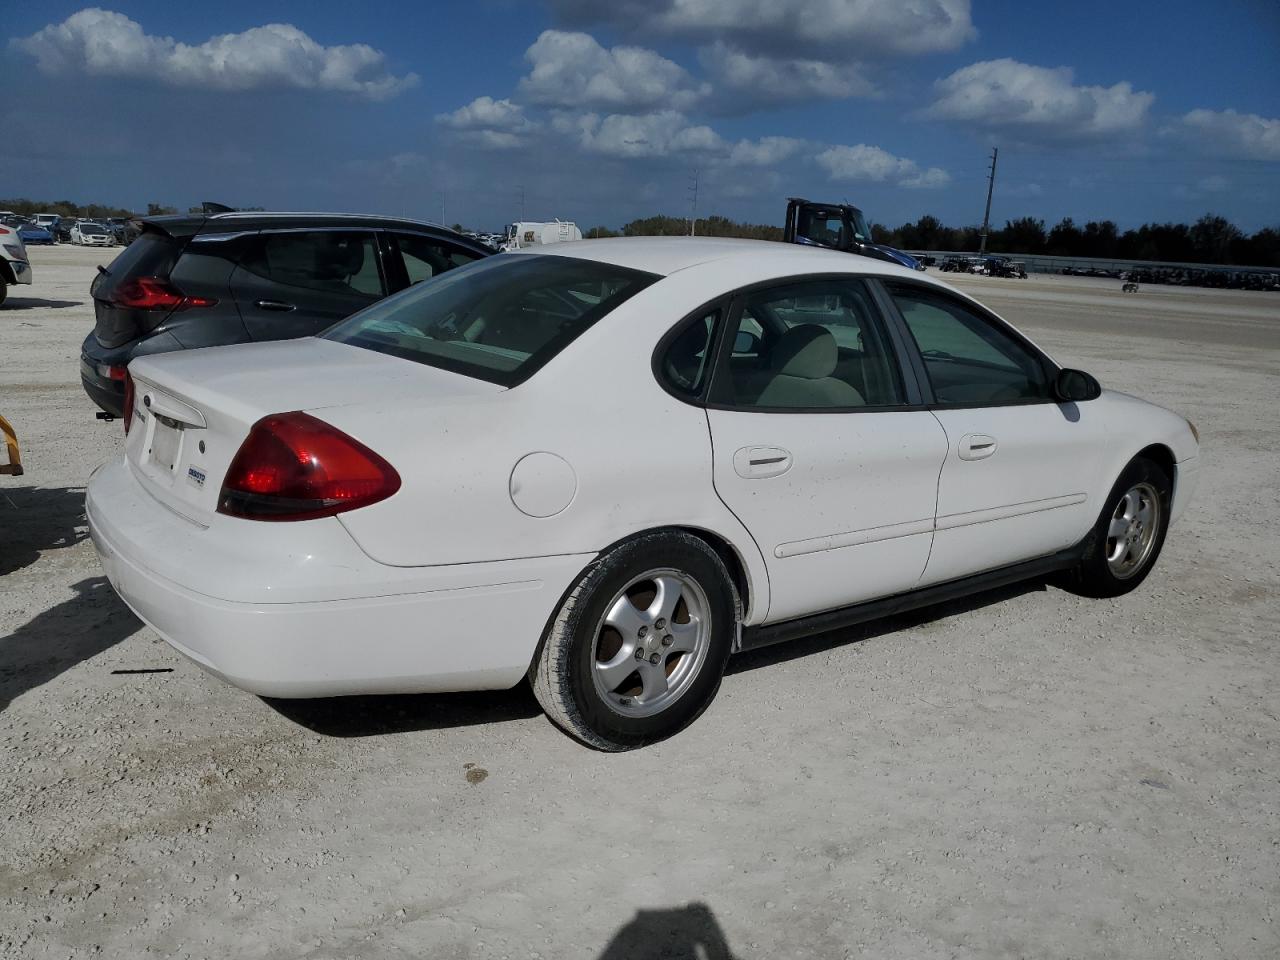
[84,237,1200,749]
[983,256,1026,279]
[34,213,62,237]
[783,198,922,270]
[80,211,493,416]
[15,221,55,245]
[502,220,583,251]
[0,221,32,307]
[71,221,115,246]
[106,218,131,244]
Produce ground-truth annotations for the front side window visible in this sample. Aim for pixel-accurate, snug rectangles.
[243,231,383,298]
[711,279,905,410]
[325,254,658,386]
[394,234,481,285]
[886,283,1050,405]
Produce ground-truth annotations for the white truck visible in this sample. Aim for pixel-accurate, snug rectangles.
[501,220,582,251]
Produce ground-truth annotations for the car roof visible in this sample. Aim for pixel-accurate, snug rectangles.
[138,211,482,245]
[510,235,932,282]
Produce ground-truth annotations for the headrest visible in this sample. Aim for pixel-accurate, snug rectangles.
[771,324,837,380]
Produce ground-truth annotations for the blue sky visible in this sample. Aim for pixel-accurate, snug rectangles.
[3,1,1277,232]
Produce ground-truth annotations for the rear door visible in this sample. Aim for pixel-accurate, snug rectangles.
[230,230,385,340]
[881,280,1106,586]
[703,277,947,624]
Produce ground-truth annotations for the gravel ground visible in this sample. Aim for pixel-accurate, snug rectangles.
[2,245,1278,960]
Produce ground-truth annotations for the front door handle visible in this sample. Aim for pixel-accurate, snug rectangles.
[958,434,998,460]
[733,446,793,479]
[255,299,296,312]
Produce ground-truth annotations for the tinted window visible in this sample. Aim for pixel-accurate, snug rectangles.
[91,231,181,299]
[660,308,720,398]
[325,255,658,386]
[711,279,904,409]
[887,284,1050,405]
[243,232,383,297]
[394,234,481,285]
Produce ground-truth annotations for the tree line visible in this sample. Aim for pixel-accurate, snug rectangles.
[871,214,1280,267]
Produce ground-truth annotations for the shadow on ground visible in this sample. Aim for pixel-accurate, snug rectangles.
[597,903,737,959]
[0,485,89,576]
[1,298,83,310]
[1,576,140,713]
[271,578,1052,737]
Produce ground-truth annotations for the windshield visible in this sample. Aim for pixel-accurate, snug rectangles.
[81,222,106,232]
[324,254,658,386]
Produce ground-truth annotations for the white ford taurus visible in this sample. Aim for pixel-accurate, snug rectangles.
[87,238,1200,749]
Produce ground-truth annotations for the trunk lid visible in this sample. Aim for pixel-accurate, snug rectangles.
[124,338,504,525]
[91,226,192,347]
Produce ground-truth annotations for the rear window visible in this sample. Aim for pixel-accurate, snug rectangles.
[323,254,658,386]
[91,231,182,297]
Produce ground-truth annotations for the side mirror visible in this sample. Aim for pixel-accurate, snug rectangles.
[1053,368,1101,402]
[733,330,761,354]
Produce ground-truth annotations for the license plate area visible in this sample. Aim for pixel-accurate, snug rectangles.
[149,417,183,473]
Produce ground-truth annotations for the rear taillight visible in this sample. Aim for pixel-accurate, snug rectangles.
[122,371,135,435]
[217,412,401,522]
[112,276,216,312]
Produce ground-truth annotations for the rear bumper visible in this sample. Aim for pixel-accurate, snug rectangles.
[86,457,591,698]
[80,355,127,416]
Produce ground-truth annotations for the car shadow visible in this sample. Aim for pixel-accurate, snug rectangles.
[0,576,140,714]
[0,485,90,576]
[1,298,83,310]
[264,685,543,738]
[596,903,738,959]
[729,578,1048,675]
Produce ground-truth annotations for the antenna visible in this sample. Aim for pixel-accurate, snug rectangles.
[978,147,998,256]
[688,168,699,237]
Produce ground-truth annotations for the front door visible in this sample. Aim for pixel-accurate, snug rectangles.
[705,278,948,623]
[882,281,1106,586]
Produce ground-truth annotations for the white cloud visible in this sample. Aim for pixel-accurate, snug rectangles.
[519,30,708,112]
[727,136,806,166]
[12,7,417,100]
[927,59,1153,138]
[571,111,724,158]
[700,42,876,105]
[1174,109,1280,161]
[816,144,949,188]
[549,0,976,57]
[437,96,530,131]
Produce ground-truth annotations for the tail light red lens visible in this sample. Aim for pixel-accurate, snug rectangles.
[113,276,217,312]
[217,412,401,521]
[122,371,135,435]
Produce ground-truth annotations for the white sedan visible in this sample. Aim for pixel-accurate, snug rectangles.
[87,239,1200,749]
[71,221,114,246]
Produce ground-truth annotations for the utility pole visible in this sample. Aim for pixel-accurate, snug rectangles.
[688,168,699,237]
[978,147,998,256]
[438,190,447,227]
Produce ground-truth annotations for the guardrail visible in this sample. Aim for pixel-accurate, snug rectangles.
[905,251,1280,278]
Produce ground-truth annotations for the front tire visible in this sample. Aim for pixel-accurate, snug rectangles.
[1071,456,1172,597]
[530,531,736,750]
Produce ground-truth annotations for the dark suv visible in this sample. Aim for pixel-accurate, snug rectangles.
[81,212,492,415]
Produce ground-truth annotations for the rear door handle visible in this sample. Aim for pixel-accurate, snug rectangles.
[733,446,793,479]
[255,299,296,312]
[958,434,998,460]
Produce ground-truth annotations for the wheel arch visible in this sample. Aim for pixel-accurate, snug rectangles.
[1133,443,1177,498]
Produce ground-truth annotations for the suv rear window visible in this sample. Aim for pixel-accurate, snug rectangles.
[324,254,658,386]
[90,231,181,299]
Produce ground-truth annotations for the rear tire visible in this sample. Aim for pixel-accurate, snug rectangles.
[530,531,736,750]
[1070,456,1172,598]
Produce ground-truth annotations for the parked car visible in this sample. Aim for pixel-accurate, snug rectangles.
[81,211,493,416]
[86,238,1200,749]
[0,221,32,306]
[106,218,131,244]
[71,221,115,246]
[15,220,55,245]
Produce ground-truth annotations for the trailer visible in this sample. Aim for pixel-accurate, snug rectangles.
[502,220,583,251]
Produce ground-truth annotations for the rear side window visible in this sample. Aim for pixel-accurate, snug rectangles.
[324,255,658,386]
[393,234,481,285]
[242,232,383,298]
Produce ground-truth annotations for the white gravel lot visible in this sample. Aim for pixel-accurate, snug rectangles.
[2,244,1278,959]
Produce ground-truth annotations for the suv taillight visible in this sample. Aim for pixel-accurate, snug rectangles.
[112,276,216,312]
[122,371,135,435]
[217,413,401,521]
